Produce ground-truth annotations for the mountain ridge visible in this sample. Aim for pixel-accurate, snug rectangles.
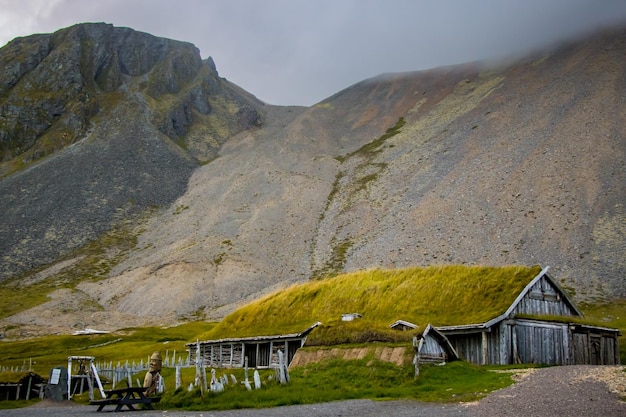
[0,22,264,285]
[0,23,624,337]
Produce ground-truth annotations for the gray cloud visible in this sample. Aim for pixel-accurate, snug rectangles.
[1,0,626,105]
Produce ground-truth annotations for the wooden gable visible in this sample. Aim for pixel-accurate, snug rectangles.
[482,266,581,328]
[413,325,458,376]
[390,319,418,331]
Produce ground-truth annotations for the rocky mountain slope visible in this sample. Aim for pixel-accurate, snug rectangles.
[0,23,262,282]
[0,23,624,337]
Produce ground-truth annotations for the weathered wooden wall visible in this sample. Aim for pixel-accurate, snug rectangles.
[444,319,620,366]
[510,320,568,365]
[190,337,305,369]
[445,332,483,365]
[570,325,620,365]
[513,276,578,317]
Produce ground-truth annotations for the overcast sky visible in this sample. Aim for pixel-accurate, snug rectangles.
[1,0,626,106]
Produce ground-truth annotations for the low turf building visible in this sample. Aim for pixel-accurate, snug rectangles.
[187,323,320,369]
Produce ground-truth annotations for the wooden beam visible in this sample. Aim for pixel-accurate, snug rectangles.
[481,331,488,365]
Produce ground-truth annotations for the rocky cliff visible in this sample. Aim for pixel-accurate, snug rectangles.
[0,23,624,337]
[0,23,262,283]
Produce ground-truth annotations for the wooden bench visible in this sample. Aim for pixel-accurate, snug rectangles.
[89,387,160,412]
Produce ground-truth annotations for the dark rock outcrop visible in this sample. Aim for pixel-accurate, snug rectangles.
[0,23,263,281]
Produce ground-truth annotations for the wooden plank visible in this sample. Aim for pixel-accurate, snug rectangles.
[481,332,488,365]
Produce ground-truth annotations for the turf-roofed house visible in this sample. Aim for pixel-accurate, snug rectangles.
[433,266,620,367]
[187,266,619,374]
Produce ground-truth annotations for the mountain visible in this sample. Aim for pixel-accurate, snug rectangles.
[0,23,624,337]
[0,23,262,281]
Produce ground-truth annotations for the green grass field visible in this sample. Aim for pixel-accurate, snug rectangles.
[155,358,516,411]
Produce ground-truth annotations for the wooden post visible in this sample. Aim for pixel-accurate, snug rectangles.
[126,365,132,387]
[26,375,32,400]
[86,375,93,401]
[562,325,571,365]
[277,350,286,384]
[195,340,203,392]
[67,357,72,400]
[253,370,261,389]
[512,325,520,364]
[91,362,105,399]
[482,331,488,365]
[267,340,274,366]
[242,357,251,390]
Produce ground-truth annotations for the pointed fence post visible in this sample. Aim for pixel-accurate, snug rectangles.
[126,364,132,387]
[195,340,204,392]
[253,370,261,389]
[277,350,288,384]
[158,373,165,393]
[243,357,251,390]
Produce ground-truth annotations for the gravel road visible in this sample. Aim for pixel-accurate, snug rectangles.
[2,365,624,417]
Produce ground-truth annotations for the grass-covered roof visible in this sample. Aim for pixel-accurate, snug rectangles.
[200,265,543,345]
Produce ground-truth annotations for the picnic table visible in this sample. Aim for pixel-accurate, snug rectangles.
[89,386,160,412]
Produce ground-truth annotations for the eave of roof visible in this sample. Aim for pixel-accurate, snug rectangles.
[186,322,321,347]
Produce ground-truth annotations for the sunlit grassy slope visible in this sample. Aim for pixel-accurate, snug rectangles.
[0,322,215,382]
[201,265,543,344]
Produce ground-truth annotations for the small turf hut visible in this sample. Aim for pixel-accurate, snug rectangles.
[436,266,620,366]
[0,372,45,401]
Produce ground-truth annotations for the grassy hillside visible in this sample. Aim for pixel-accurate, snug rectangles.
[200,265,543,344]
[0,322,214,381]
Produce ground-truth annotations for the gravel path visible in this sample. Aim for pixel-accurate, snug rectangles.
[466,365,626,417]
[2,365,624,417]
